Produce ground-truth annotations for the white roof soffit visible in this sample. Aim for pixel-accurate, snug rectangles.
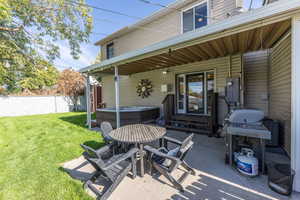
[80,0,300,73]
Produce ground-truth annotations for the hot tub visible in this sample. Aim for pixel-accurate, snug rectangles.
[96,106,160,128]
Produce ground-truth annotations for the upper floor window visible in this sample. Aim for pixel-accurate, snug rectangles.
[106,43,114,59]
[182,2,208,33]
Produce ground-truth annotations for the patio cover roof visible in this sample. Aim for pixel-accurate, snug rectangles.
[80,0,300,76]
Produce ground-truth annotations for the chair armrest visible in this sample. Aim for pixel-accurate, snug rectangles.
[163,136,183,145]
[96,143,114,155]
[81,144,102,158]
[81,143,114,158]
[144,145,180,163]
[102,148,139,170]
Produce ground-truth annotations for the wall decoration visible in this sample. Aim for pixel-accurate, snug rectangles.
[136,79,153,98]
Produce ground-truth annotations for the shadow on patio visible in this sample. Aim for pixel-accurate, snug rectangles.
[61,129,295,200]
[108,130,291,200]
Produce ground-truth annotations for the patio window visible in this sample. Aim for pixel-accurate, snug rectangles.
[106,43,114,59]
[176,71,214,115]
[182,2,208,33]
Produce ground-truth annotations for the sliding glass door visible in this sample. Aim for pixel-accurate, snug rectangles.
[186,73,204,114]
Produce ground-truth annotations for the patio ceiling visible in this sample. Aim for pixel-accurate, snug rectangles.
[79,1,300,76]
[94,19,291,75]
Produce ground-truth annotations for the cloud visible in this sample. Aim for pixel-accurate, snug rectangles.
[54,41,99,71]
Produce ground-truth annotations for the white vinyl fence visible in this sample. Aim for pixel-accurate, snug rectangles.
[0,96,86,117]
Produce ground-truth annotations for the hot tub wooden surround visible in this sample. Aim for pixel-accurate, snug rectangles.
[96,107,160,128]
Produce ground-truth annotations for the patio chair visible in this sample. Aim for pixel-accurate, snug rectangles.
[81,143,115,159]
[82,144,139,200]
[145,134,196,192]
[100,121,114,144]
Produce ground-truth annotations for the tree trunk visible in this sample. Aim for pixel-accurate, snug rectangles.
[72,96,79,111]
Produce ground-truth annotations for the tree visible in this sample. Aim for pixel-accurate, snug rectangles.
[0,0,92,92]
[57,69,85,111]
[19,58,59,90]
[94,51,102,64]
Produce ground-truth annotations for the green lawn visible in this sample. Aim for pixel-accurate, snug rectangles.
[0,112,103,200]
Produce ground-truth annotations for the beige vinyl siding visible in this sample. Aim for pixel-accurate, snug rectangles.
[114,11,181,57]
[215,55,242,123]
[269,35,291,154]
[243,50,269,115]
[210,0,236,23]
[102,54,242,123]
[100,0,240,60]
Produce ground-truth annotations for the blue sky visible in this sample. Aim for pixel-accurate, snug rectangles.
[54,0,263,70]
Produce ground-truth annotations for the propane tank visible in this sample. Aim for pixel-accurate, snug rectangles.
[236,148,258,177]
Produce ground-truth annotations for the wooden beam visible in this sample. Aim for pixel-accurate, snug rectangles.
[154,55,184,65]
[190,45,210,59]
[246,29,255,52]
[231,34,239,53]
[209,40,225,57]
[239,31,250,52]
[119,63,154,74]
[167,53,191,64]
[248,28,260,51]
[264,20,291,48]
[215,39,228,56]
[144,54,181,66]
[183,47,204,61]
[171,51,195,63]
[200,42,218,58]
[175,49,199,62]
[252,24,274,50]
[135,59,168,68]
[223,35,235,54]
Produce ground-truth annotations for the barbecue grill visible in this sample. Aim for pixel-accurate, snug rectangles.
[224,109,271,174]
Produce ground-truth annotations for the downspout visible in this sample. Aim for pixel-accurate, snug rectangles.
[228,55,232,78]
[240,54,244,107]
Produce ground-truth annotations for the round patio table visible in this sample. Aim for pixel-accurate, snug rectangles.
[109,124,166,177]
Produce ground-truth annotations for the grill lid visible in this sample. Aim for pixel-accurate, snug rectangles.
[228,109,264,124]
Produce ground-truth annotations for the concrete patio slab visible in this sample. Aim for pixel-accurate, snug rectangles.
[62,130,299,200]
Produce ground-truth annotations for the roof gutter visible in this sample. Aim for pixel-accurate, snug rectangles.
[80,0,300,73]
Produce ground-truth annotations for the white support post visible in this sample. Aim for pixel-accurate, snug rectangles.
[291,14,300,192]
[114,66,120,128]
[86,74,92,129]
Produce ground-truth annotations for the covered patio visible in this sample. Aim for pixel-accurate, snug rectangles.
[64,130,299,200]
[80,0,300,194]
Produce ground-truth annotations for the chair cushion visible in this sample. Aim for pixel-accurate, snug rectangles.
[102,133,113,141]
[162,147,180,167]
[152,147,180,167]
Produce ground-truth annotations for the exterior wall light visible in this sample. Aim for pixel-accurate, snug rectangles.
[162,70,169,74]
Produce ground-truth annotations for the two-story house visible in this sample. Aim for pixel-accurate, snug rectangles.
[80,0,300,192]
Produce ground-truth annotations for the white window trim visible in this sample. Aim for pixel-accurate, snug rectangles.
[181,0,210,34]
[175,69,215,115]
[177,74,186,114]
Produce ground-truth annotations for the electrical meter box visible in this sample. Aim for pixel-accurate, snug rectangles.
[225,77,240,105]
[161,84,172,93]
